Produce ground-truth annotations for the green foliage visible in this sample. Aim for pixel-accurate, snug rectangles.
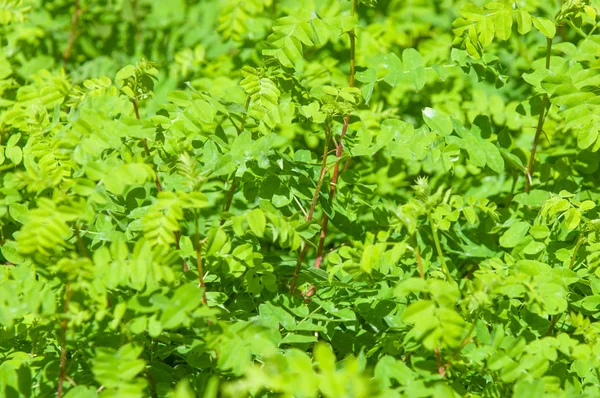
[2,0,600,397]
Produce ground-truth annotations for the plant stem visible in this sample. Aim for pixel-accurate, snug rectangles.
[549,231,585,334]
[194,210,207,304]
[132,99,163,193]
[434,346,446,377]
[307,0,357,295]
[428,213,450,279]
[57,284,72,398]
[241,95,251,132]
[290,243,309,294]
[314,218,329,272]
[415,243,425,280]
[305,218,329,299]
[569,229,586,270]
[132,98,188,271]
[220,95,251,224]
[307,123,331,222]
[525,37,553,193]
[220,178,237,225]
[63,0,82,68]
[450,322,475,360]
[546,313,561,336]
[73,224,89,259]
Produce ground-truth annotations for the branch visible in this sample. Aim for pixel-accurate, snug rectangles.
[57,284,72,398]
[290,243,309,294]
[219,95,251,224]
[545,313,561,337]
[220,177,237,226]
[428,213,450,279]
[450,323,475,360]
[305,216,329,299]
[194,210,207,304]
[306,0,357,299]
[131,99,188,271]
[62,0,82,69]
[525,37,553,193]
[306,123,331,222]
[569,229,586,270]
[434,346,446,377]
[415,244,425,279]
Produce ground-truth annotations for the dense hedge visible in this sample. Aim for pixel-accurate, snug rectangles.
[1,0,600,397]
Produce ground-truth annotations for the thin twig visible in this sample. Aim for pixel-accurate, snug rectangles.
[65,375,77,387]
[450,323,475,360]
[194,210,207,304]
[73,224,89,259]
[428,213,450,279]
[132,99,188,271]
[569,229,586,270]
[307,0,357,298]
[525,37,553,193]
[545,313,560,336]
[305,217,329,299]
[307,123,331,222]
[220,178,237,225]
[57,284,72,398]
[415,244,425,279]
[327,242,346,254]
[62,0,82,68]
[293,195,308,218]
[132,99,163,193]
[241,95,251,132]
[290,243,309,294]
[434,346,446,377]
[219,95,251,224]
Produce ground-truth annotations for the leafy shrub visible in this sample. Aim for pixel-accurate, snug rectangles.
[1,0,600,397]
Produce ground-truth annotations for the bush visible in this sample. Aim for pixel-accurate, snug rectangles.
[1,0,600,397]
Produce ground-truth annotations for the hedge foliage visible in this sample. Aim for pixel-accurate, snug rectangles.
[1,0,600,397]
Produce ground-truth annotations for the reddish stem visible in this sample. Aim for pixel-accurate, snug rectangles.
[434,346,446,377]
[306,0,356,298]
[63,0,82,68]
[290,243,309,294]
[307,124,331,222]
[132,99,188,271]
[305,216,329,299]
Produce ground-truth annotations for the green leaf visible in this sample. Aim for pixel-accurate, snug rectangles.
[356,68,377,104]
[247,208,266,238]
[499,222,530,248]
[533,17,556,38]
[514,379,544,398]
[63,386,98,398]
[422,108,453,136]
[577,125,599,149]
[564,208,581,230]
[482,141,504,173]
[5,145,22,165]
[170,379,195,398]
[515,10,532,34]
[492,9,512,41]
[463,135,486,167]
[382,52,403,87]
[477,15,495,46]
[403,48,426,90]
